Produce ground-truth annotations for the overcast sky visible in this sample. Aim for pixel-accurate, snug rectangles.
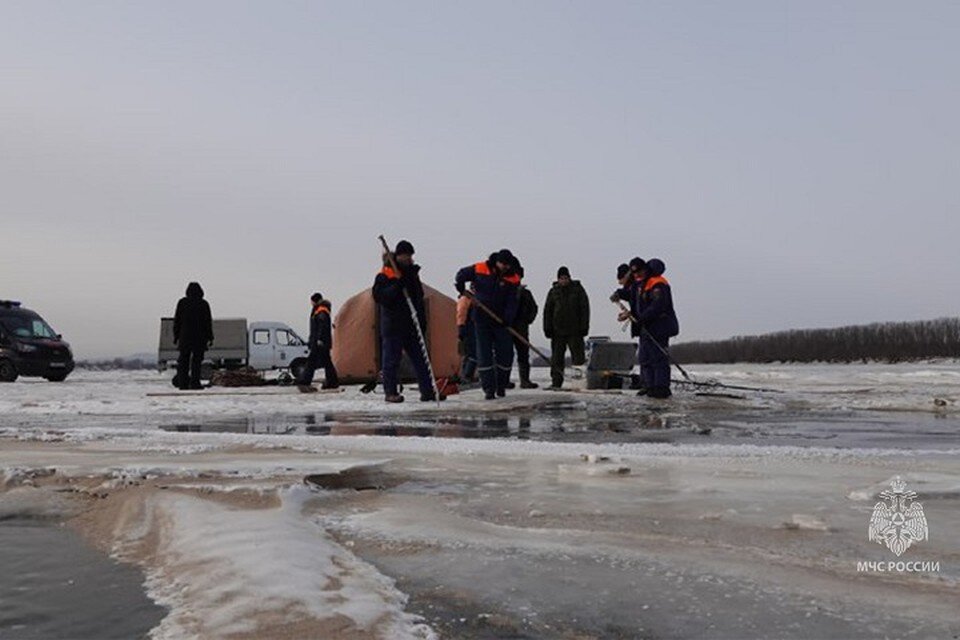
[2,1,958,358]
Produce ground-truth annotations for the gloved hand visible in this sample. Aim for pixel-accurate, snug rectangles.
[455,283,466,295]
[617,310,631,322]
[609,292,621,303]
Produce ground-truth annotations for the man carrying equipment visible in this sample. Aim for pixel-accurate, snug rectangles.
[373,240,442,403]
[455,250,521,400]
[620,258,679,398]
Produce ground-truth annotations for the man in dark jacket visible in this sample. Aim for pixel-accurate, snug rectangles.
[455,249,521,400]
[373,240,440,403]
[297,292,340,392]
[625,258,679,398]
[173,282,213,390]
[612,260,645,390]
[543,266,590,389]
[510,265,539,389]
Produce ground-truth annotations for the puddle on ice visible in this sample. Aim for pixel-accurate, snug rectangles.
[147,409,960,451]
[0,519,166,640]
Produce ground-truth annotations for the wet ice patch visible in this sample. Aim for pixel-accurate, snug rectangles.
[0,486,79,520]
[117,485,433,639]
[848,473,960,501]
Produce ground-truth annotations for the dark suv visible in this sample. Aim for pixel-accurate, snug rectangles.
[0,301,75,382]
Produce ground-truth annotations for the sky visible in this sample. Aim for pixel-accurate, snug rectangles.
[2,1,958,358]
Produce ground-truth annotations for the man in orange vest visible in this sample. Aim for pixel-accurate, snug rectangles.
[372,240,441,403]
[455,250,521,400]
[297,292,340,392]
[621,258,680,398]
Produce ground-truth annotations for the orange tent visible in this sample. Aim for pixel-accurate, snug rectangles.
[332,283,460,384]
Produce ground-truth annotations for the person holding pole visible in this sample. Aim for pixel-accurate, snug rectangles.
[455,250,521,400]
[373,240,443,403]
[618,258,679,398]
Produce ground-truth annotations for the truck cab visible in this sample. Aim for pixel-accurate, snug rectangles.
[247,321,310,373]
[0,300,75,382]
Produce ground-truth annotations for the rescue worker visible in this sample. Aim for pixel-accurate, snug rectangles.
[620,258,679,398]
[543,266,590,390]
[457,285,478,382]
[611,261,644,390]
[297,292,340,392]
[455,250,521,400]
[373,240,443,403]
[172,281,214,390]
[509,264,539,389]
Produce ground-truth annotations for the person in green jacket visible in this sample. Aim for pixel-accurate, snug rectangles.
[543,266,590,389]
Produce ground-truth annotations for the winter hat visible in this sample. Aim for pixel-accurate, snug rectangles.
[310,292,323,303]
[629,257,646,272]
[557,266,571,279]
[394,240,415,256]
[495,249,515,265]
[617,264,630,279]
[646,258,666,276]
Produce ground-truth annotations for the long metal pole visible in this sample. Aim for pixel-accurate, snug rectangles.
[464,291,555,365]
[613,299,693,381]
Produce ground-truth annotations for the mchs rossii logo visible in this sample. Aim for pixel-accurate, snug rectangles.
[858,476,938,574]
[868,476,928,556]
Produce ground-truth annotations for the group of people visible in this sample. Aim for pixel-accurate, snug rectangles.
[612,257,680,398]
[455,260,592,396]
[170,240,679,401]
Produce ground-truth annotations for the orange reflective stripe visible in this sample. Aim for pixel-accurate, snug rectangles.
[643,276,670,292]
[312,305,331,316]
[474,261,518,284]
[381,266,400,280]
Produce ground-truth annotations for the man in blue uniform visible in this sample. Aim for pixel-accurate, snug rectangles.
[455,250,521,400]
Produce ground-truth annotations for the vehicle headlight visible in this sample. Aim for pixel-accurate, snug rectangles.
[17,343,38,353]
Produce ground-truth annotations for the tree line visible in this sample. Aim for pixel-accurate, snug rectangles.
[671,317,960,364]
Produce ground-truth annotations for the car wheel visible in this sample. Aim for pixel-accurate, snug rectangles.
[289,358,308,383]
[0,359,18,382]
[45,373,68,382]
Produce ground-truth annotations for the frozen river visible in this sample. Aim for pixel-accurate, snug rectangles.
[1,364,958,639]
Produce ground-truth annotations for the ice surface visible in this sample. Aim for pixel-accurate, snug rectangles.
[117,485,434,639]
[2,363,959,638]
[1,362,959,418]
